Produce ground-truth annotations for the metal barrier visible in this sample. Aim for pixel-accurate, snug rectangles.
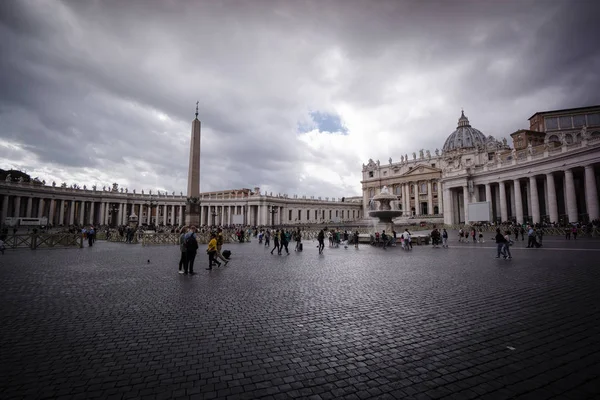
[2,233,83,249]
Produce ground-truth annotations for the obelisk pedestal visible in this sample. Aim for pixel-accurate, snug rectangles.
[185,105,202,226]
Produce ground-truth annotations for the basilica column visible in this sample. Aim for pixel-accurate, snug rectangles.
[26,197,33,217]
[169,205,174,225]
[1,195,9,223]
[14,196,22,218]
[179,205,184,226]
[163,204,168,225]
[79,201,85,225]
[529,176,540,224]
[442,188,452,225]
[59,200,65,226]
[69,201,75,225]
[564,169,578,223]
[48,199,55,225]
[117,203,123,226]
[38,199,45,218]
[427,181,433,215]
[584,165,599,220]
[514,180,524,224]
[413,182,420,216]
[99,202,105,226]
[546,173,559,223]
[437,182,443,215]
[485,184,492,203]
[462,185,469,223]
[499,182,508,222]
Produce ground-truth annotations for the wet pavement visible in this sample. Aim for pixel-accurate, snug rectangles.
[1,235,599,399]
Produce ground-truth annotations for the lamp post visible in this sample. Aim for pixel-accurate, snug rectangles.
[269,205,278,228]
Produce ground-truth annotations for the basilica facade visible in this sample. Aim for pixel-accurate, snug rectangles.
[362,105,600,226]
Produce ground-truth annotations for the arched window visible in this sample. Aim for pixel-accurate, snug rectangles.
[434,206,439,214]
[433,183,437,192]
[421,183,427,193]
[410,185,414,194]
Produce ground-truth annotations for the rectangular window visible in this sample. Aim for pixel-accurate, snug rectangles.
[298,210,301,221]
[368,171,374,177]
[289,210,292,221]
[329,210,332,219]
[336,210,338,217]
[314,210,317,219]
[587,113,600,126]
[544,117,559,130]
[573,114,586,128]
[559,116,572,129]
[431,164,435,168]
[341,210,344,218]
[306,210,309,220]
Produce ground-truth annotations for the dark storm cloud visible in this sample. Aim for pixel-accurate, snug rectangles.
[1,0,599,197]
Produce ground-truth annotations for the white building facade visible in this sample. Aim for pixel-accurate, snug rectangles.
[363,106,600,226]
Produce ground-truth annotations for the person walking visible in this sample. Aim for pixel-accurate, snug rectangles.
[206,232,221,270]
[353,230,359,248]
[526,226,535,248]
[178,226,188,274]
[495,228,507,258]
[264,229,271,247]
[215,228,229,266]
[87,226,95,247]
[503,230,513,259]
[317,229,325,254]
[572,225,578,240]
[280,230,290,255]
[270,229,281,255]
[478,229,484,243]
[442,228,449,248]
[185,226,199,274]
[381,230,388,250]
[294,229,302,251]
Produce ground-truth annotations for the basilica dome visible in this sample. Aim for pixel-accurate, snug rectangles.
[442,111,487,153]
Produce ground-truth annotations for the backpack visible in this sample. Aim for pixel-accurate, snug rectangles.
[186,234,198,251]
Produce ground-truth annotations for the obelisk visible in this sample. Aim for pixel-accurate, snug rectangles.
[185,102,201,226]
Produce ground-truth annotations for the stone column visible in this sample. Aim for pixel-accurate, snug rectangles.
[14,196,21,218]
[163,204,168,225]
[179,205,184,226]
[564,169,578,223]
[89,201,94,225]
[48,199,55,225]
[68,201,75,225]
[1,195,9,223]
[514,180,524,224]
[99,202,105,225]
[462,185,469,223]
[413,183,420,216]
[546,173,558,223]
[499,182,508,222]
[584,165,599,220]
[443,188,452,225]
[427,180,433,215]
[59,200,65,226]
[117,203,123,226]
[79,201,85,225]
[485,183,492,203]
[38,198,45,218]
[437,182,443,215]
[529,176,540,224]
[26,197,33,217]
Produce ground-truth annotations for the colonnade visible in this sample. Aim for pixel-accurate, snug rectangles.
[444,165,599,224]
[392,180,442,217]
[0,196,186,227]
[197,203,362,226]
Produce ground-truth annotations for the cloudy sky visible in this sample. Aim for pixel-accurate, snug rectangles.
[1,0,599,198]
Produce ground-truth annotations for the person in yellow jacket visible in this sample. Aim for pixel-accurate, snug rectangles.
[206,232,221,270]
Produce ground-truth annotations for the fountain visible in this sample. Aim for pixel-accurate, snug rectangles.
[368,186,402,234]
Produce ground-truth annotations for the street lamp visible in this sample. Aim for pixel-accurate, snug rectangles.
[211,210,218,227]
[269,206,278,227]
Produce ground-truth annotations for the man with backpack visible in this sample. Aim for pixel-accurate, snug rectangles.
[185,226,199,274]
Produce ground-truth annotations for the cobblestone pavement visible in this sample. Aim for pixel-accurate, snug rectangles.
[1,236,599,400]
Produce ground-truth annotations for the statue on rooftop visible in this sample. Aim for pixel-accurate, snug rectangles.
[426,150,431,159]
[435,148,439,156]
[412,152,416,160]
[5,174,11,182]
[419,149,424,159]
[389,157,392,165]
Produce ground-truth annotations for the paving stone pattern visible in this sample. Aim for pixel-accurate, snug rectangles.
[1,236,600,399]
